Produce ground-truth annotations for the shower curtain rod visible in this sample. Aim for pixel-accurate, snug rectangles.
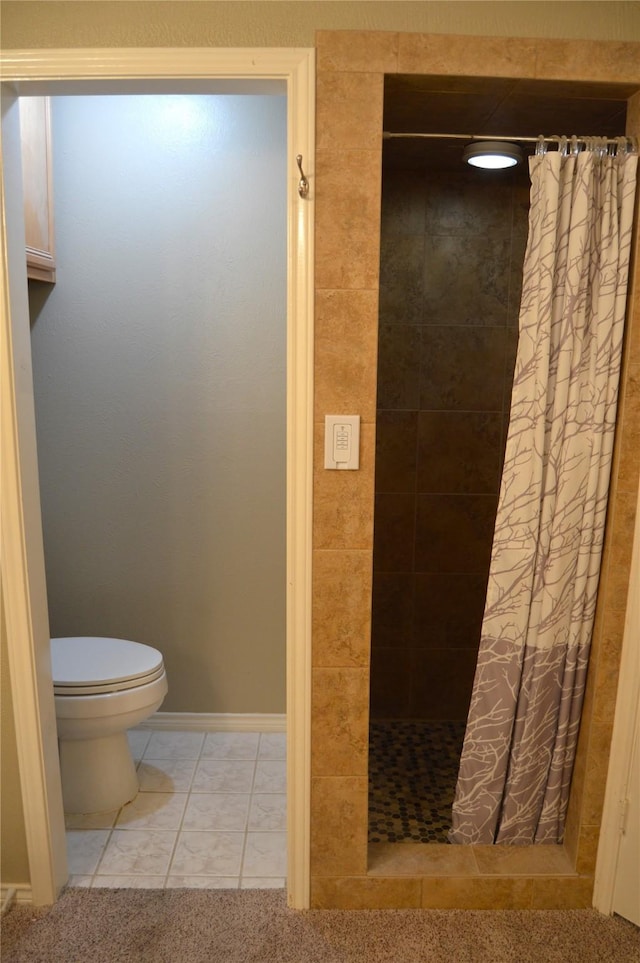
[383,132,639,151]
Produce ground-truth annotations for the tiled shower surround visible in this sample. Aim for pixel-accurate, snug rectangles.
[310,29,640,909]
[370,168,528,723]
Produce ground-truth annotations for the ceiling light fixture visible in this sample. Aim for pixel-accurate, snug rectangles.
[463,141,523,170]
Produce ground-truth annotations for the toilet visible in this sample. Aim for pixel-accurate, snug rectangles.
[51,637,168,814]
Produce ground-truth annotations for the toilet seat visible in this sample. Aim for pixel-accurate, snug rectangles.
[51,637,165,696]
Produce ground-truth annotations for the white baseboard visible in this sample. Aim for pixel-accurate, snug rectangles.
[1,884,32,910]
[138,712,286,733]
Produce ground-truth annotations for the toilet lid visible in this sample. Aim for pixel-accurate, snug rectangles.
[51,637,165,691]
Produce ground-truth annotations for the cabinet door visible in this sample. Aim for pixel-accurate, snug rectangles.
[20,97,56,283]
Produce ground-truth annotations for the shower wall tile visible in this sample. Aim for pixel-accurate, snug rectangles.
[413,573,488,649]
[616,363,640,492]
[316,72,383,151]
[513,184,532,236]
[315,30,399,74]
[310,775,369,877]
[410,647,478,720]
[629,276,640,367]
[368,841,476,876]
[379,235,424,324]
[416,411,502,493]
[312,550,372,668]
[315,149,382,239]
[530,877,594,911]
[420,877,533,910]
[424,174,513,237]
[396,33,538,78]
[381,172,426,235]
[314,288,379,423]
[626,89,640,140]
[372,493,415,572]
[415,494,498,573]
[372,167,521,720]
[371,572,414,648]
[575,825,601,876]
[423,236,510,326]
[374,410,418,493]
[316,228,380,292]
[419,327,506,411]
[473,841,574,876]
[580,614,630,828]
[533,39,640,85]
[312,876,422,910]
[311,668,369,776]
[601,488,638,614]
[369,647,412,719]
[507,232,528,326]
[313,423,375,550]
[315,149,381,291]
[504,327,519,389]
[376,324,421,409]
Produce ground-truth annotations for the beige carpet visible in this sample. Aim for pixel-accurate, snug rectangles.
[2,889,639,962]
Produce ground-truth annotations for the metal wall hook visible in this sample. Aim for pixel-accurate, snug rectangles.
[296,154,309,198]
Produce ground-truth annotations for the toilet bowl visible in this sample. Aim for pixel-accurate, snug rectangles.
[51,637,168,814]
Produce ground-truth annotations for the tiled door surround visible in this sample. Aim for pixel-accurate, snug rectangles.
[311,29,640,909]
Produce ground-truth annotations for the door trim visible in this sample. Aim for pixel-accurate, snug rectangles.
[0,47,314,909]
[593,477,640,915]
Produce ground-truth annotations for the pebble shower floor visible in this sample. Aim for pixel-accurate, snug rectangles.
[368,720,466,844]
[65,729,286,889]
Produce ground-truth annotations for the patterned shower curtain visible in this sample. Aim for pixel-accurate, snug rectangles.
[450,140,638,845]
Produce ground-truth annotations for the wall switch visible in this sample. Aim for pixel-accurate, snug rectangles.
[324,415,360,470]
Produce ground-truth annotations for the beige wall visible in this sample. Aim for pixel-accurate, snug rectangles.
[30,94,287,714]
[1,593,31,888]
[2,0,640,49]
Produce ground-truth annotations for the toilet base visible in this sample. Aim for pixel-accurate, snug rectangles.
[59,731,139,814]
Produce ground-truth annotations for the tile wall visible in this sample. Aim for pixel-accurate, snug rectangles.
[371,169,528,721]
[311,29,640,910]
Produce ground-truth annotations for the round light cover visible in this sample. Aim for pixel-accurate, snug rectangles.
[463,141,523,169]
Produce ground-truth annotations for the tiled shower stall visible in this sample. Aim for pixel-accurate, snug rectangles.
[371,168,528,721]
[310,29,640,910]
[368,166,529,844]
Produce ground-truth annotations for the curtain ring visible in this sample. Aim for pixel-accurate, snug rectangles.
[569,135,579,156]
[559,135,568,156]
[535,134,546,156]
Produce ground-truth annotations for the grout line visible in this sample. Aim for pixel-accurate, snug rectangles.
[163,790,192,890]
[162,730,209,888]
[238,754,260,885]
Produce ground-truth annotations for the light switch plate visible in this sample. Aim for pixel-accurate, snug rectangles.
[324,415,360,469]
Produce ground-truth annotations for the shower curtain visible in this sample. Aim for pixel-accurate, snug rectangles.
[450,139,638,845]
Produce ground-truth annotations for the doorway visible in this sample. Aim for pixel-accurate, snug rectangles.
[30,90,288,889]
[368,72,632,848]
[0,47,314,908]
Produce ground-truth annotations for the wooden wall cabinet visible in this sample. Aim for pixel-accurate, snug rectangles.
[20,97,56,283]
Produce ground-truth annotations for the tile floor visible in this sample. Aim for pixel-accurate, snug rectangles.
[66,729,286,890]
[368,720,466,844]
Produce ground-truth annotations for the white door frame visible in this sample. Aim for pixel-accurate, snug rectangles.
[0,47,314,909]
[593,476,640,915]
